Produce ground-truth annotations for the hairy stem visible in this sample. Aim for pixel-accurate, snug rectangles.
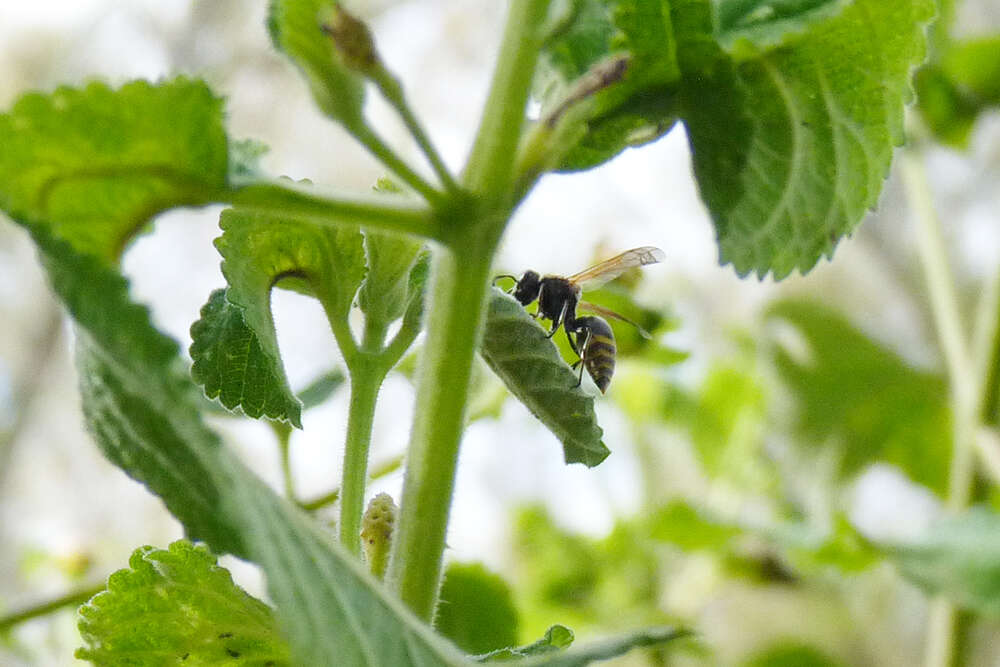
[462,0,552,200]
[338,360,385,555]
[272,423,296,500]
[231,181,440,240]
[385,0,551,621]
[372,69,460,194]
[0,583,105,632]
[385,225,499,620]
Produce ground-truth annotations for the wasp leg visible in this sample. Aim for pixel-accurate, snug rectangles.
[566,325,581,358]
[573,328,592,389]
[547,299,569,338]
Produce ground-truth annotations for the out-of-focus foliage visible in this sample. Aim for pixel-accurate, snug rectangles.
[741,641,846,667]
[765,300,951,495]
[916,34,1000,147]
[510,505,671,641]
[437,562,520,655]
[887,507,1000,615]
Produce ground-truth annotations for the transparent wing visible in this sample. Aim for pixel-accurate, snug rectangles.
[566,246,665,290]
[578,301,652,339]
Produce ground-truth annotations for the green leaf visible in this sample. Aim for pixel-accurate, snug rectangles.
[358,231,424,331]
[480,290,609,467]
[478,625,574,661]
[77,541,290,666]
[0,78,229,262]
[33,229,467,665]
[268,0,366,129]
[766,300,951,494]
[534,0,682,171]
[680,0,935,277]
[190,289,303,428]
[649,500,741,551]
[24,227,242,555]
[885,507,1000,615]
[400,250,432,337]
[437,562,519,656]
[716,0,849,52]
[215,205,365,397]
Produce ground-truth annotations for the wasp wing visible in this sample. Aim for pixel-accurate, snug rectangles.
[578,300,653,339]
[566,246,665,290]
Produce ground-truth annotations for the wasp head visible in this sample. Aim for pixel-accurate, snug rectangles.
[513,270,541,305]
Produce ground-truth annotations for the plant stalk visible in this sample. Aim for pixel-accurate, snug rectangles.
[902,150,981,667]
[230,181,440,241]
[0,583,105,632]
[372,69,460,194]
[338,361,385,555]
[385,0,551,621]
[385,228,498,620]
[462,0,552,200]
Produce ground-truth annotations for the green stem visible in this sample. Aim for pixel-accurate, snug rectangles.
[384,0,551,621]
[385,226,499,620]
[902,150,980,667]
[230,181,441,241]
[462,0,552,200]
[338,360,385,555]
[271,423,296,500]
[372,69,460,194]
[352,125,443,205]
[0,583,105,632]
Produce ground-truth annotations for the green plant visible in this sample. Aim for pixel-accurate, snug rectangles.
[6,0,998,665]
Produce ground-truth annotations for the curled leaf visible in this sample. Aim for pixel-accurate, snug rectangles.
[480,290,608,467]
[190,288,303,428]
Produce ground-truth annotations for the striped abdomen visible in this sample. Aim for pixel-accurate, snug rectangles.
[577,316,616,393]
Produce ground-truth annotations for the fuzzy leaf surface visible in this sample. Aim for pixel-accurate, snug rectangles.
[214,206,365,415]
[190,288,303,427]
[268,0,366,129]
[886,508,1000,615]
[31,229,467,666]
[679,0,935,277]
[0,78,228,261]
[480,290,608,467]
[77,541,289,666]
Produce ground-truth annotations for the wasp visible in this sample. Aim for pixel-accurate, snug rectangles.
[494,246,665,393]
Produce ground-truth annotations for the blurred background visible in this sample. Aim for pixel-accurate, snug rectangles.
[1,0,999,665]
